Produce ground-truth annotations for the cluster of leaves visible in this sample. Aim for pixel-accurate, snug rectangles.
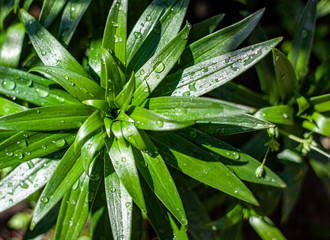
[0,0,328,239]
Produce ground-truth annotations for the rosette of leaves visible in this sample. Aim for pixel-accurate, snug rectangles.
[0,0,286,239]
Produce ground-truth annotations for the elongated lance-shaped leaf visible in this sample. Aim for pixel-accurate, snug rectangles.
[30,66,105,101]
[249,215,286,240]
[288,0,316,80]
[0,105,93,131]
[115,72,135,111]
[102,0,128,66]
[0,158,59,213]
[195,114,274,135]
[0,67,79,106]
[141,177,189,240]
[254,105,294,125]
[0,97,26,115]
[142,96,254,121]
[104,152,135,240]
[0,22,25,67]
[21,10,90,78]
[82,99,109,114]
[74,110,104,150]
[155,38,282,97]
[39,0,67,28]
[178,9,265,69]
[206,204,243,229]
[127,106,194,131]
[105,136,146,212]
[31,145,84,227]
[126,0,175,62]
[303,112,330,137]
[272,49,297,102]
[54,159,102,240]
[121,121,148,152]
[0,132,75,169]
[58,0,92,45]
[127,0,189,74]
[178,128,286,188]
[150,131,259,205]
[310,94,330,112]
[81,131,106,174]
[0,0,19,30]
[132,23,191,106]
[89,38,102,76]
[133,133,187,227]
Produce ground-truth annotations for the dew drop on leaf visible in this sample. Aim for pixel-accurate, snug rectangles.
[19,181,29,189]
[41,145,47,150]
[36,110,40,114]
[125,202,131,208]
[17,140,28,148]
[54,139,66,148]
[121,157,126,162]
[40,197,49,203]
[72,181,79,190]
[156,120,164,128]
[9,199,13,204]
[134,32,142,39]
[146,15,151,21]
[182,91,190,97]
[112,21,119,28]
[300,28,308,38]
[203,67,208,72]
[188,82,197,92]
[15,152,24,159]
[110,187,116,193]
[41,51,47,56]
[230,65,239,72]
[153,61,165,73]
[2,80,16,90]
[189,129,197,138]
[35,88,49,98]
[232,151,240,160]
[27,161,34,169]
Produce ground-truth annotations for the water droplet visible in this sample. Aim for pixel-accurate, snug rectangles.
[9,199,13,204]
[41,145,47,150]
[230,65,239,72]
[7,182,13,187]
[275,56,280,61]
[70,82,75,86]
[134,32,142,39]
[153,27,160,34]
[27,161,34,169]
[203,67,209,72]
[15,152,24,159]
[146,15,151,21]
[114,34,119,43]
[25,152,31,156]
[70,6,78,19]
[110,187,116,192]
[41,51,47,56]
[300,28,308,38]
[54,139,66,148]
[232,152,240,160]
[72,181,79,190]
[182,91,190,97]
[40,197,49,203]
[125,202,131,208]
[36,109,40,114]
[283,113,288,119]
[154,61,165,73]
[121,157,126,162]
[2,80,16,90]
[20,181,29,189]
[156,120,164,127]
[6,152,14,157]
[189,129,197,138]
[80,87,88,94]
[75,121,82,127]
[34,184,38,188]
[90,173,100,181]
[36,31,44,39]
[234,190,238,193]
[35,88,49,98]
[26,80,33,87]
[17,140,28,148]
[188,82,197,92]
[112,21,119,27]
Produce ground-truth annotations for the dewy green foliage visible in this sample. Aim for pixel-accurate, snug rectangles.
[5,0,330,239]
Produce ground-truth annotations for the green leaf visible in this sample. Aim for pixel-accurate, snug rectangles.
[178,9,265,69]
[0,97,27,115]
[0,67,79,106]
[127,106,194,131]
[272,48,297,102]
[0,104,93,131]
[88,38,102,76]
[294,91,310,116]
[82,99,109,114]
[0,132,75,169]
[54,159,102,240]
[249,216,286,240]
[31,145,84,227]
[126,0,174,63]
[156,38,282,97]
[0,0,19,30]
[150,131,259,205]
[254,105,294,125]
[0,158,59,213]
[105,137,146,212]
[121,121,147,151]
[58,0,92,45]
[207,204,243,229]
[39,0,67,28]
[195,114,274,135]
[0,22,25,67]
[188,14,224,44]
[102,0,128,66]
[127,0,189,73]
[302,112,330,137]
[133,134,187,226]
[310,94,330,112]
[30,66,105,101]
[142,96,254,121]
[104,152,134,240]
[115,72,135,111]
[74,110,104,150]
[21,9,90,78]
[288,0,316,80]
[132,22,191,106]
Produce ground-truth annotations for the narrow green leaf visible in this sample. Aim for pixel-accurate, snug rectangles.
[288,0,316,80]
[207,204,243,229]
[21,9,90,78]
[310,94,330,112]
[104,152,134,240]
[88,38,102,76]
[272,48,297,102]
[39,0,67,28]
[115,72,135,111]
[178,9,265,69]
[0,22,25,67]
[188,14,224,44]
[31,145,84,226]
[0,132,75,169]
[249,216,286,240]
[58,0,92,45]
[0,105,93,131]
[294,91,310,116]
[302,112,330,137]
[142,96,254,121]
[30,66,105,101]
[82,99,109,114]
[156,38,282,97]
[150,131,259,205]
[54,159,102,240]
[23,0,34,10]
[0,158,59,213]
[102,0,128,66]
[195,114,274,135]
[0,97,27,115]
[132,23,191,105]
[0,0,19,30]
[74,110,104,150]
[121,121,148,152]
[254,105,294,125]
[105,137,146,212]
[128,106,194,131]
